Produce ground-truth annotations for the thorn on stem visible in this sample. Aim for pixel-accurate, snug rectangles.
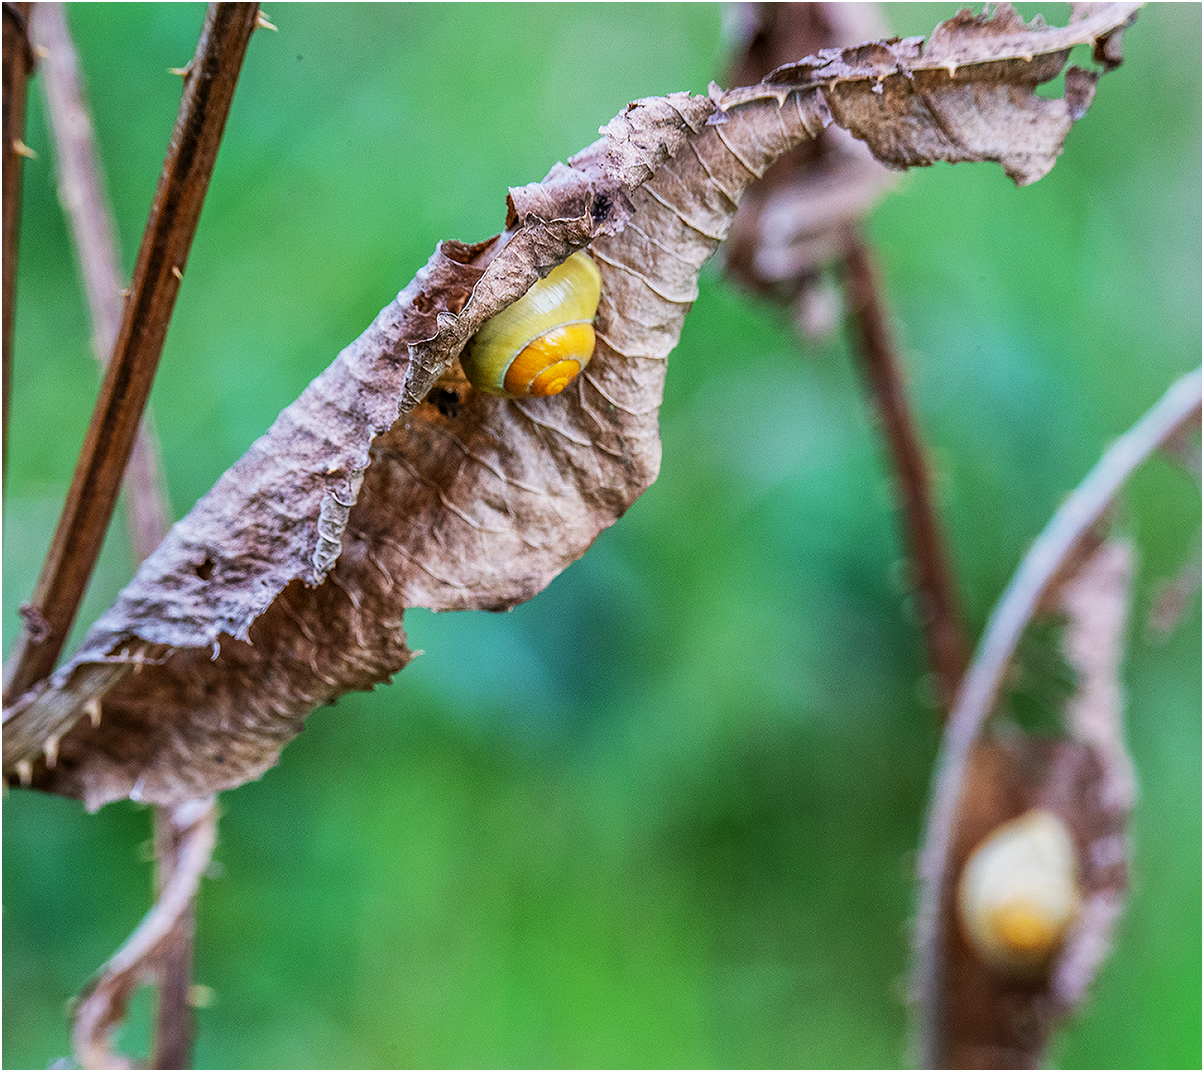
[12,139,38,160]
[167,63,192,78]
[256,11,278,32]
[171,265,183,281]
[17,602,52,642]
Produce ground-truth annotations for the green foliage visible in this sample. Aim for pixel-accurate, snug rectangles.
[4,4,1199,1068]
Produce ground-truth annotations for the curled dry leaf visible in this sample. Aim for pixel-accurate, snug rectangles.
[723,2,896,336]
[930,541,1135,1069]
[720,1,1140,185]
[1051,539,1135,1010]
[913,362,1203,1069]
[2,3,1139,809]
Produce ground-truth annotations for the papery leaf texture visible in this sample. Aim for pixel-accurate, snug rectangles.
[3,3,1139,808]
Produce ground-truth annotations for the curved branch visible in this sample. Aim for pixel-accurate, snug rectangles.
[71,798,218,1070]
[912,366,1203,1067]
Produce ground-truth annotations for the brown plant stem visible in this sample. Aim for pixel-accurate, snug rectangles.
[2,1,34,492]
[30,7,198,1068]
[2,2,261,703]
[841,227,971,715]
[912,366,1203,1067]
[72,798,217,1070]
[151,803,203,1070]
[31,1,171,565]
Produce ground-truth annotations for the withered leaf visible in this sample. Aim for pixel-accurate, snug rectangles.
[722,3,896,338]
[720,1,1140,185]
[911,362,1204,1069]
[923,541,1135,1069]
[3,3,1139,809]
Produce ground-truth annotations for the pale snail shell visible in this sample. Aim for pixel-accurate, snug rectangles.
[956,808,1082,978]
[461,250,602,398]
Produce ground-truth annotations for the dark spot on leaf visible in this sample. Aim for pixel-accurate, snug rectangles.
[427,387,461,418]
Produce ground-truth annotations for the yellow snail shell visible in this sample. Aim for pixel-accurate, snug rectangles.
[461,250,602,398]
[956,808,1082,978]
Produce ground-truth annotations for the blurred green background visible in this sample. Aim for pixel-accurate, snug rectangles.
[3,4,1199,1068]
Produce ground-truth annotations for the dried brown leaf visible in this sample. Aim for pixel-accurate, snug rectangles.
[723,3,895,333]
[929,541,1134,1068]
[4,89,823,808]
[3,4,1139,809]
[913,366,1203,1068]
[719,2,1141,186]
[1051,540,1134,1010]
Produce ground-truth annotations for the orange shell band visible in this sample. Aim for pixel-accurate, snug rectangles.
[503,322,595,396]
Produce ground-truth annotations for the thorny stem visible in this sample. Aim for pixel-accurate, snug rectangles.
[912,366,1203,1068]
[2,1,34,492]
[152,805,201,1070]
[841,227,971,716]
[2,2,261,703]
[31,1,171,566]
[72,799,218,1071]
[29,6,198,1068]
